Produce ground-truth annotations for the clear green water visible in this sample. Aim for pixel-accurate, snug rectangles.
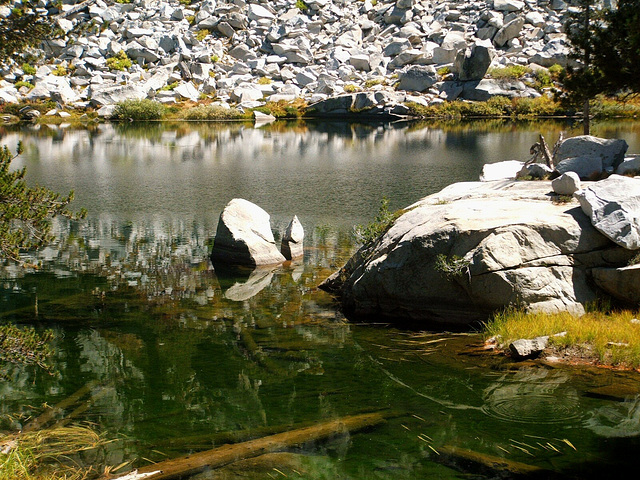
[2,120,640,479]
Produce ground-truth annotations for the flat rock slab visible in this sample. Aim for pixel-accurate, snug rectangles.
[211,198,286,267]
[575,175,640,250]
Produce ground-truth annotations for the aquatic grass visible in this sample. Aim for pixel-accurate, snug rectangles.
[0,424,106,480]
[406,96,566,119]
[484,309,640,368]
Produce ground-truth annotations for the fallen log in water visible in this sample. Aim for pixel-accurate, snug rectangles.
[22,380,98,433]
[438,445,561,478]
[122,412,387,480]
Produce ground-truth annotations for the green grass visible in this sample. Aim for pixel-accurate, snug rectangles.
[406,96,567,119]
[14,81,34,90]
[111,99,168,121]
[253,98,307,118]
[484,309,640,368]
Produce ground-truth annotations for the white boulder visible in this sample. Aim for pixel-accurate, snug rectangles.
[211,199,286,266]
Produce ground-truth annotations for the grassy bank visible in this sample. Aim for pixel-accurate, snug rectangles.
[2,93,639,126]
[484,309,640,369]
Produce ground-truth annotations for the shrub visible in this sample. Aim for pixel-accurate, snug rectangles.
[548,64,564,79]
[111,99,168,121]
[106,51,132,71]
[344,84,359,93]
[183,104,246,121]
[434,254,470,279]
[257,76,272,85]
[437,66,451,76]
[160,81,179,91]
[253,98,307,118]
[487,65,530,79]
[52,65,67,76]
[196,29,210,42]
[14,81,34,90]
[296,0,308,11]
[21,63,36,75]
[364,78,385,88]
[355,196,400,245]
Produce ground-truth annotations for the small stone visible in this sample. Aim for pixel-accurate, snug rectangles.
[509,336,549,359]
[551,172,581,195]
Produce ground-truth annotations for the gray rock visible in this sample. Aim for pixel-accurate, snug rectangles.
[552,172,581,195]
[90,84,147,106]
[575,175,640,250]
[530,38,571,67]
[493,0,525,12]
[509,336,549,359]
[397,65,437,92]
[281,215,304,260]
[494,17,524,48]
[211,198,286,266]
[461,78,534,101]
[321,181,619,323]
[308,94,354,115]
[555,156,603,180]
[453,42,494,81]
[518,163,553,179]
[556,135,628,172]
[592,265,640,304]
[616,155,640,176]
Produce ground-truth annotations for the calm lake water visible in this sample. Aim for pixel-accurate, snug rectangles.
[2,119,640,479]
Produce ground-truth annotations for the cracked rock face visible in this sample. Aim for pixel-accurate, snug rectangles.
[320,180,633,325]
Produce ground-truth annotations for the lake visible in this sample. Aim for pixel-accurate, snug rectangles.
[1,119,640,479]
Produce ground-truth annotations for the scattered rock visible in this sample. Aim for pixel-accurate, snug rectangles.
[509,336,549,360]
[281,215,304,260]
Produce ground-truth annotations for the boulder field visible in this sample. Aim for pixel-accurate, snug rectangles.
[320,176,640,325]
[0,0,583,114]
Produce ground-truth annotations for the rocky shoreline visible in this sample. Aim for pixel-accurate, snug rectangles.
[0,0,578,117]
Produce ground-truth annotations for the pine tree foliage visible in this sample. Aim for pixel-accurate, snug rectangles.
[0,0,58,62]
[0,143,86,263]
[564,0,640,99]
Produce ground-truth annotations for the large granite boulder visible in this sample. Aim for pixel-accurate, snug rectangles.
[397,65,438,92]
[211,199,286,266]
[320,181,633,325]
[575,175,640,250]
[555,135,628,172]
[453,42,494,81]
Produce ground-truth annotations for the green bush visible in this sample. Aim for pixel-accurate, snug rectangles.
[296,0,309,11]
[21,63,36,75]
[355,196,401,245]
[52,65,67,76]
[106,51,132,71]
[196,29,210,42]
[111,99,168,121]
[14,80,34,90]
[487,65,530,79]
[436,66,451,76]
[183,104,246,121]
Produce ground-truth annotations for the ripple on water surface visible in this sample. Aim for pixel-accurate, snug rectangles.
[481,369,582,424]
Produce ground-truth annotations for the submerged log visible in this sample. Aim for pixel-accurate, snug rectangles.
[125,412,387,480]
[438,445,558,478]
[22,381,98,433]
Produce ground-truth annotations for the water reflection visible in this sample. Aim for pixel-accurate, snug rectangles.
[2,120,640,478]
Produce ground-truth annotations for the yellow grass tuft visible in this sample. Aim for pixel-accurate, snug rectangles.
[484,309,640,368]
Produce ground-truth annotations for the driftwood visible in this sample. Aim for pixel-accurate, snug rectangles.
[22,381,98,433]
[122,412,387,480]
[538,134,554,168]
